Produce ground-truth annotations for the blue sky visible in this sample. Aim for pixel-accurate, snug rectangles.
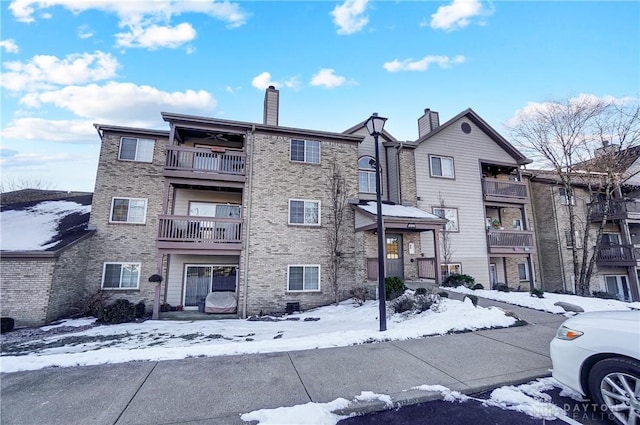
[1,0,638,192]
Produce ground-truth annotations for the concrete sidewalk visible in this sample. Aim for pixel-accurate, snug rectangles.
[0,299,568,425]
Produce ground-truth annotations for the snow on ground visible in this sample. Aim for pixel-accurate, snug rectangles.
[0,200,91,250]
[239,377,585,425]
[1,297,515,373]
[446,286,640,313]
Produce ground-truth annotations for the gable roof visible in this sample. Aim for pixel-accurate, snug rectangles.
[415,108,531,165]
[1,191,94,255]
[342,118,398,143]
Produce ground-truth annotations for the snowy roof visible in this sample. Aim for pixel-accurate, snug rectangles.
[1,194,93,252]
[356,201,443,220]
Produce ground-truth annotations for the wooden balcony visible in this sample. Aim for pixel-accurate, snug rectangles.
[487,230,534,254]
[482,179,528,204]
[157,215,242,252]
[596,244,637,266]
[590,199,640,222]
[164,146,246,183]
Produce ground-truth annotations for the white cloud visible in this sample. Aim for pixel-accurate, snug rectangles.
[310,68,347,88]
[115,22,196,49]
[1,51,119,92]
[430,0,489,31]
[0,39,19,53]
[330,0,369,35]
[252,72,279,90]
[1,118,97,142]
[18,82,216,123]
[383,55,466,72]
[77,24,94,39]
[9,0,248,49]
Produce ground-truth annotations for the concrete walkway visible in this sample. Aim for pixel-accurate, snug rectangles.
[0,297,568,425]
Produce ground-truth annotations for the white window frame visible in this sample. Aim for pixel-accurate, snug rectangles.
[565,229,583,248]
[518,263,529,281]
[288,199,321,226]
[358,156,377,194]
[604,275,630,301]
[433,207,459,232]
[110,197,148,224]
[287,265,321,292]
[118,137,155,163]
[559,187,575,205]
[441,263,462,280]
[429,155,455,178]
[512,219,523,230]
[290,139,320,164]
[102,262,141,290]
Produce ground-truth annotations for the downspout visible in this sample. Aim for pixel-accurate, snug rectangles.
[396,142,403,204]
[242,125,256,318]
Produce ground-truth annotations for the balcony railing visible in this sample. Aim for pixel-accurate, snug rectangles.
[487,230,534,254]
[590,199,640,222]
[482,179,528,203]
[596,244,637,266]
[157,215,242,249]
[165,146,245,179]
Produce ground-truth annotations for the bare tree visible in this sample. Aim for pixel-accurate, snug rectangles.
[508,96,640,296]
[437,193,455,278]
[0,177,55,193]
[325,161,349,304]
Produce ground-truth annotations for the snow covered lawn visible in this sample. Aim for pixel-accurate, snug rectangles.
[445,286,640,313]
[1,296,515,373]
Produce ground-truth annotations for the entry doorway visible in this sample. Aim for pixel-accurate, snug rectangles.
[386,234,404,278]
[183,265,238,309]
[489,263,498,289]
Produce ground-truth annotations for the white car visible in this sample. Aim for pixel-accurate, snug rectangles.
[550,310,640,425]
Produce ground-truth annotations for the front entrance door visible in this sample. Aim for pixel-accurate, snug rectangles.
[489,263,498,288]
[386,234,404,278]
[184,265,238,309]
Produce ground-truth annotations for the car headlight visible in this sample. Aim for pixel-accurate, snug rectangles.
[555,325,584,340]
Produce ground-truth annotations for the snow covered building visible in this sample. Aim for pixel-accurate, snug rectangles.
[0,190,94,326]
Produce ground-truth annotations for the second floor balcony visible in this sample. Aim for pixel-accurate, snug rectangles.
[157,215,242,252]
[596,244,637,267]
[164,146,246,183]
[482,179,528,204]
[487,229,534,254]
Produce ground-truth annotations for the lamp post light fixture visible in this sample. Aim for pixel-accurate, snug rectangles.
[365,113,388,332]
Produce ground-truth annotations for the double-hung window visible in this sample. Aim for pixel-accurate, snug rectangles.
[110,197,147,223]
[358,156,377,193]
[518,263,529,281]
[433,207,459,232]
[119,137,155,162]
[288,265,320,291]
[430,155,454,178]
[102,262,140,289]
[559,187,575,205]
[290,139,320,164]
[289,199,320,225]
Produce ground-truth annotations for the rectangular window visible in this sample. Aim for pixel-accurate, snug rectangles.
[518,263,529,281]
[559,187,575,205]
[102,263,140,289]
[433,207,459,232]
[110,197,147,223]
[288,265,320,291]
[440,263,461,280]
[119,137,155,162]
[358,171,376,193]
[290,139,320,164]
[430,155,454,178]
[289,199,320,225]
[605,275,630,301]
[512,219,523,230]
[565,230,582,248]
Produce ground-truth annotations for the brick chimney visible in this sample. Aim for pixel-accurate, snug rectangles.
[418,108,439,138]
[263,85,279,126]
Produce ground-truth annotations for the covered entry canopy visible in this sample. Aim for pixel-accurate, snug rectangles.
[352,201,446,232]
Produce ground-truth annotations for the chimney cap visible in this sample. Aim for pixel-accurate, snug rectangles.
[268,85,276,90]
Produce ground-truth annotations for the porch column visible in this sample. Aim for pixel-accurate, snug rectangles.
[433,228,442,286]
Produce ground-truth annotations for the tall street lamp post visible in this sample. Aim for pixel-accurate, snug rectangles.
[365,113,388,332]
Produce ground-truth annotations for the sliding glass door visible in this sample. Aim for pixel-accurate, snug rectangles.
[184,265,237,308]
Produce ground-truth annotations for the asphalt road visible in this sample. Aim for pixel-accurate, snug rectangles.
[339,388,618,425]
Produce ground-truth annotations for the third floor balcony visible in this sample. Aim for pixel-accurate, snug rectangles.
[482,179,528,204]
[590,199,640,222]
[164,146,246,183]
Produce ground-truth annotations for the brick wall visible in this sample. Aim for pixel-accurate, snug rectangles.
[244,133,360,315]
[0,258,56,326]
[85,131,167,309]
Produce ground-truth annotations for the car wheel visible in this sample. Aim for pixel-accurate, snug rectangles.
[588,357,640,425]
